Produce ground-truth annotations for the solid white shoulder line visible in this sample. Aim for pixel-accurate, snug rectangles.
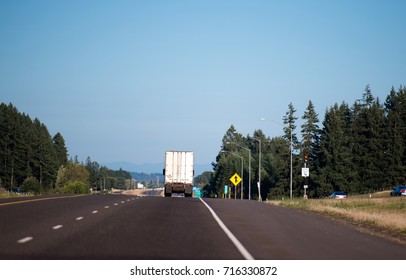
[199,198,255,260]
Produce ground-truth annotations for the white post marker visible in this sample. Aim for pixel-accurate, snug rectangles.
[257,182,262,202]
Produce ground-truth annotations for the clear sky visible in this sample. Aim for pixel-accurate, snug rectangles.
[1,0,405,167]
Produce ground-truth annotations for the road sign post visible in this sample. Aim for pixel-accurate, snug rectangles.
[302,162,309,199]
[229,173,242,199]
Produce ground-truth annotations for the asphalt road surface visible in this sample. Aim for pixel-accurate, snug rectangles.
[1,194,405,260]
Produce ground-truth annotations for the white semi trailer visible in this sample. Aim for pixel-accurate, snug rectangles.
[163,151,194,197]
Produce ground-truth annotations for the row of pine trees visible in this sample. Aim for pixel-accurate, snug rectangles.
[0,103,68,193]
[209,85,406,199]
[0,102,132,194]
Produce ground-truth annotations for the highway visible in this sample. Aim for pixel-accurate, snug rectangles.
[0,194,405,260]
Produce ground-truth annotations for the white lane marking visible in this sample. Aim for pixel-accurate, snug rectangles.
[76,216,84,221]
[104,206,110,209]
[52,225,63,230]
[114,203,118,206]
[127,199,131,201]
[199,198,255,260]
[92,210,98,214]
[121,201,125,204]
[18,237,33,244]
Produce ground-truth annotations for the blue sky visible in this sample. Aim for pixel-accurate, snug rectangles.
[1,0,405,168]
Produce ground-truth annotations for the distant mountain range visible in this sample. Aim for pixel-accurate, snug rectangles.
[102,161,213,177]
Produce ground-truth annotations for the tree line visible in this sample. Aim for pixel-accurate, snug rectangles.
[207,85,406,199]
[0,102,132,194]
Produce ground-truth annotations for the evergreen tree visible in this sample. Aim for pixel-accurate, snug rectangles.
[384,86,406,185]
[301,100,320,157]
[52,132,68,168]
[317,103,355,196]
[0,104,27,187]
[85,156,101,188]
[282,102,299,148]
[351,86,386,192]
[282,102,301,196]
[31,119,58,193]
[266,136,290,199]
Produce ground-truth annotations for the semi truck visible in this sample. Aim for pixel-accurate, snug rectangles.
[163,151,194,197]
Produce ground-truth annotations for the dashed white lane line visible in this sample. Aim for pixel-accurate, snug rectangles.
[16,197,139,245]
[199,198,255,260]
[17,237,33,244]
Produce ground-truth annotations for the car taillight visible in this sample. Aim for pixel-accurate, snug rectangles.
[401,190,405,193]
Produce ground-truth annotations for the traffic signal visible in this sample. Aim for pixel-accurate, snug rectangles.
[303,151,309,163]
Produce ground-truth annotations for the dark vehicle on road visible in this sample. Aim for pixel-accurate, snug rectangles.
[329,191,348,199]
[390,185,406,196]
[11,187,27,195]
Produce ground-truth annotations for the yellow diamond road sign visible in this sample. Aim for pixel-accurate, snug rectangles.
[230,173,242,186]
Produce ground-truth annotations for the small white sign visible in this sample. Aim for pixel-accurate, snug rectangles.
[302,167,309,177]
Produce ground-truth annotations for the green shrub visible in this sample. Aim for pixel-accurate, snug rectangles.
[20,177,41,194]
[62,180,90,194]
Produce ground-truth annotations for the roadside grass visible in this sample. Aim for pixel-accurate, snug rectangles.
[0,190,32,199]
[0,190,14,198]
[268,191,406,236]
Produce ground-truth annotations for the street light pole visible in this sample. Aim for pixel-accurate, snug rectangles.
[290,129,293,200]
[261,118,293,199]
[226,142,251,200]
[253,137,262,201]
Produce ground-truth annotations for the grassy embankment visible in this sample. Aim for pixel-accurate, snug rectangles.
[268,191,406,240]
[0,190,32,199]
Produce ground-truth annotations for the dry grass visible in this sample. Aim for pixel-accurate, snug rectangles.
[0,189,25,199]
[120,189,150,196]
[268,191,406,235]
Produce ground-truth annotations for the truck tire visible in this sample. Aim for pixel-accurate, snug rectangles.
[184,185,193,197]
[164,185,172,197]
